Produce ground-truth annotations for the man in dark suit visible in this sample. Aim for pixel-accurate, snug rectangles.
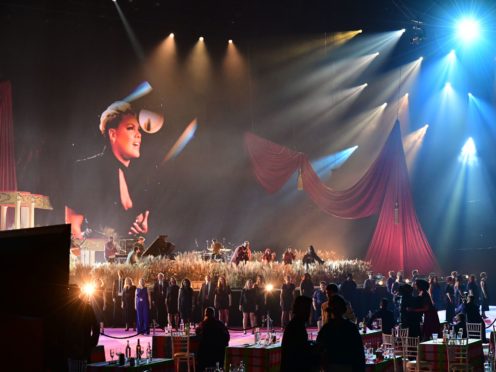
[112,270,124,327]
[152,272,168,329]
[198,275,216,320]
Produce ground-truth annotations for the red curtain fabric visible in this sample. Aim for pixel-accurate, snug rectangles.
[245,123,438,274]
[0,81,17,192]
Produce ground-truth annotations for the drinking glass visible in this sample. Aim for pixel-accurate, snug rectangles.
[432,333,438,342]
[109,349,115,363]
[458,329,463,339]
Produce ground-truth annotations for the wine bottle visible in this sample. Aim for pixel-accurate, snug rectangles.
[136,339,142,361]
[125,340,131,361]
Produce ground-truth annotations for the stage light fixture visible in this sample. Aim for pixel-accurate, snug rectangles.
[410,20,425,45]
[460,137,477,165]
[228,39,233,44]
[169,33,174,38]
[199,36,204,42]
[444,82,452,91]
[82,283,95,297]
[468,92,473,98]
[456,17,480,44]
[265,283,274,292]
[448,49,456,61]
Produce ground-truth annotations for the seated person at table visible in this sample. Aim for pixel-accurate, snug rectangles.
[281,296,319,372]
[367,298,396,334]
[317,295,365,372]
[453,313,467,338]
[195,307,230,371]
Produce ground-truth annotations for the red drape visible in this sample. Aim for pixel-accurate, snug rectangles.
[0,81,17,191]
[244,122,438,274]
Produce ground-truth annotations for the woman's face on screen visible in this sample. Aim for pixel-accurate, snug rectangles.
[109,114,141,164]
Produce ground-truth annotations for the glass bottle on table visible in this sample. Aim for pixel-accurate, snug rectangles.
[136,338,142,363]
[125,340,132,362]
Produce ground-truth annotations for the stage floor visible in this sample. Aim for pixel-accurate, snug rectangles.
[97,306,495,362]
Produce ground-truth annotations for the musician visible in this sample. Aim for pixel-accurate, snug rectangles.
[135,236,145,252]
[230,241,252,265]
[126,244,142,265]
[104,236,118,263]
[282,247,296,265]
[210,240,224,262]
[302,245,324,270]
[261,248,274,264]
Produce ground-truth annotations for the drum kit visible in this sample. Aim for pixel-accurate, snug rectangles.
[195,238,233,262]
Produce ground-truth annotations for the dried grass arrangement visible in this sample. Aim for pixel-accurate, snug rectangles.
[71,250,371,289]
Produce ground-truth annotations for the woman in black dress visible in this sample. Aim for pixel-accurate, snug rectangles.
[214,276,232,326]
[166,277,180,329]
[281,275,296,328]
[239,279,257,334]
[92,278,107,331]
[122,277,137,331]
[178,278,194,324]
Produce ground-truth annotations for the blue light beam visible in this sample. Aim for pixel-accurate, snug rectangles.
[459,137,477,166]
[311,145,359,178]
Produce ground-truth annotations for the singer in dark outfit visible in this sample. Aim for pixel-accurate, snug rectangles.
[178,278,194,323]
[198,275,216,319]
[166,277,180,328]
[239,279,258,333]
[122,277,137,331]
[112,270,125,327]
[152,273,168,329]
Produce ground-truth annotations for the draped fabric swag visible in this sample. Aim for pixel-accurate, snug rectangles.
[244,122,438,274]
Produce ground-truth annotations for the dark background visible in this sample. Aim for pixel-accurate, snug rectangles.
[1,0,496,273]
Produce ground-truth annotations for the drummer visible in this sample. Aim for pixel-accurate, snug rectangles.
[210,239,225,262]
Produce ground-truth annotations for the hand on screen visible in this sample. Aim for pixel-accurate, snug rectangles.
[129,210,149,235]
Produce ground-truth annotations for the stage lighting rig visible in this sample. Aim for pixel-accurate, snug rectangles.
[410,19,425,45]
